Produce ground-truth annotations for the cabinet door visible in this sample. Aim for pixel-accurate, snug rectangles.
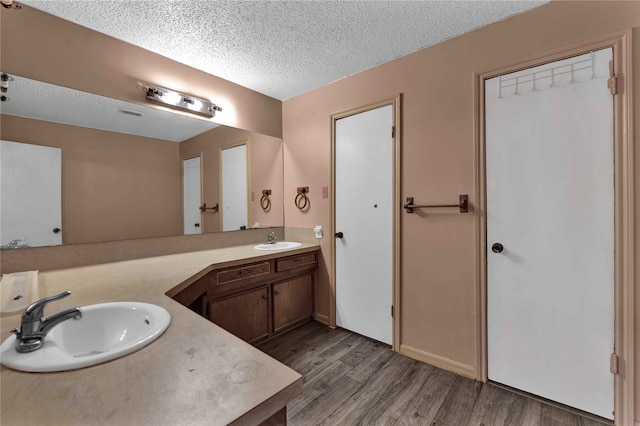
[273,275,313,333]
[208,287,269,343]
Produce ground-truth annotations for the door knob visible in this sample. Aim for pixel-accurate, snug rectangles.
[491,243,504,253]
[335,232,344,239]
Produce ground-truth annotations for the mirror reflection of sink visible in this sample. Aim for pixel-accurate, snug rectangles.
[254,241,302,251]
[0,302,171,372]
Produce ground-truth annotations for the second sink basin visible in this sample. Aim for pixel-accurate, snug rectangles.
[254,241,302,251]
[0,301,171,372]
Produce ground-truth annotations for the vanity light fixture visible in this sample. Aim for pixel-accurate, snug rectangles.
[1,73,12,92]
[1,0,22,10]
[139,82,222,118]
[1,73,13,102]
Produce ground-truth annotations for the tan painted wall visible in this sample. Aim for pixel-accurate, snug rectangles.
[0,4,282,138]
[1,115,181,244]
[249,134,285,229]
[282,0,639,416]
[180,126,284,233]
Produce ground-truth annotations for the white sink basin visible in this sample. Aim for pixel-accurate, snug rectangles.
[1,302,171,372]
[254,241,302,251]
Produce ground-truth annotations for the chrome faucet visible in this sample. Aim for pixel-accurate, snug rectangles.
[1,238,31,250]
[265,232,277,245]
[12,291,82,353]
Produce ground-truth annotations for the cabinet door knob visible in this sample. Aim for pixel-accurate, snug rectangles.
[274,290,280,295]
[261,294,268,300]
[335,232,344,239]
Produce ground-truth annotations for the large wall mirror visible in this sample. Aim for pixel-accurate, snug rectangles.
[0,75,284,247]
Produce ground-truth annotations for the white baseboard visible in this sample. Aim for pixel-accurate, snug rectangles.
[400,344,476,380]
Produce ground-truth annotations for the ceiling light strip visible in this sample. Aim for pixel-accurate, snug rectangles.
[138,82,222,118]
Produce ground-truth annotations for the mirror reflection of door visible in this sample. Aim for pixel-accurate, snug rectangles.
[1,140,62,247]
[182,156,202,235]
[220,142,248,232]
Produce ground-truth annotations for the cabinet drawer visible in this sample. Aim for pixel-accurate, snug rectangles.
[215,261,271,286]
[276,253,317,272]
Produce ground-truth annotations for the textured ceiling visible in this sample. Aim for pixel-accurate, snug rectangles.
[23,0,547,101]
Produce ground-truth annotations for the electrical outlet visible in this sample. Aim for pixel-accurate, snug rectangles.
[322,186,328,198]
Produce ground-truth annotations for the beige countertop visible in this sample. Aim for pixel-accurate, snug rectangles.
[0,243,319,426]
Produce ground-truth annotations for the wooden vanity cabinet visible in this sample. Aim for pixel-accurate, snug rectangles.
[167,273,209,316]
[208,286,270,343]
[214,261,271,294]
[202,249,317,344]
[273,274,313,333]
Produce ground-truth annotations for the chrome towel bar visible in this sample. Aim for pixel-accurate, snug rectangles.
[403,194,468,213]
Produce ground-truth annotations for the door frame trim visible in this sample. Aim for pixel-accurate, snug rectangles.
[474,30,634,424]
[329,95,402,350]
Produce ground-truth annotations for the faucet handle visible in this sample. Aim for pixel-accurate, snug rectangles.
[23,291,72,321]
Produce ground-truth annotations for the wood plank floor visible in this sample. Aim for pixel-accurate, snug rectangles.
[257,321,611,426]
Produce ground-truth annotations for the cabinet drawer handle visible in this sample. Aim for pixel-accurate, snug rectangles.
[240,269,252,275]
[292,258,301,263]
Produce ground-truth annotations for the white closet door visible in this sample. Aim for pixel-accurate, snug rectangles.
[486,49,614,419]
[335,104,393,344]
[221,144,248,232]
[182,157,202,235]
[1,140,62,247]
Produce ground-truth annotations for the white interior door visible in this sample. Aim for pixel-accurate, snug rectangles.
[1,140,62,247]
[221,144,248,232]
[486,49,615,419]
[335,104,393,344]
[182,156,202,235]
